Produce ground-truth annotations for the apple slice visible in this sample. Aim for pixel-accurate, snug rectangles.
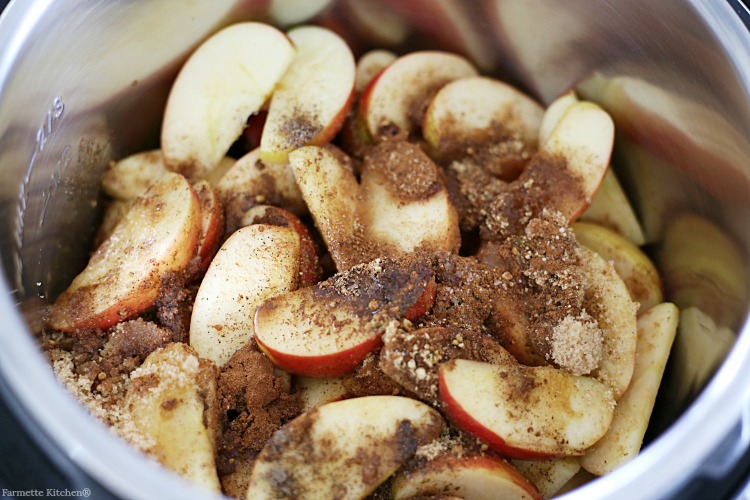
[392,454,542,500]
[260,26,355,164]
[439,358,615,459]
[254,257,436,378]
[511,457,581,499]
[579,169,646,246]
[360,51,478,138]
[380,326,515,403]
[49,173,201,332]
[668,307,736,406]
[379,0,497,71]
[538,90,578,144]
[580,246,638,400]
[124,343,221,492]
[539,101,614,222]
[341,0,410,48]
[359,141,461,256]
[267,0,333,27]
[242,204,322,287]
[161,23,296,180]
[422,76,544,164]
[246,395,444,499]
[295,375,350,411]
[190,224,301,367]
[660,212,748,330]
[289,145,362,271]
[216,148,307,234]
[572,221,662,313]
[355,50,397,93]
[94,199,132,247]
[193,180,224,276]
[101,149,167,200]
[202,156,238,188]
[581,302,678,475]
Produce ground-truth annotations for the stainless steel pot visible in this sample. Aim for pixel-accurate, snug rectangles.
[1,1,750,498]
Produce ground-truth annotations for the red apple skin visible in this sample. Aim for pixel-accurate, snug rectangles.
[310,88,356,148]
[404,277,437,322]
[193,180,224,276]
[438,371,568,461]
[254,262,436,378]
[255,332,384,378]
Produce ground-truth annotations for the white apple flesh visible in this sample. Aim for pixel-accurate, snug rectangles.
[360,50,478,138]
[246,396,444,499]
[101,149,167,200]
[439,358,615,460]
[580,246,638,400]
[124,343,221,492]
[161,22,295,180]
[189,224,301,367]
[540,101,614,221]
[573,221,662,313]
[260,26,356,164]
[582,302,678,475]
[254,257,436,378]
[50,172,201,332]
[392,454,542,500]
[423,76,544,160]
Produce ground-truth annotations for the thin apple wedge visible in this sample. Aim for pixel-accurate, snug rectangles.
[49,173,201,332]
[216,148,307,234]
[242,204,322,287]
[538,90,578,145]
[669,306,736,406]
[439,358,615,460]
[582,302,678,475]
[260,26,355,164]
[360,51,478,139]
[423,76,544,164]
[101,149,167,200]
[660,212,748,329]
[580,246,638,400]
[162,22,295,179]
[579,169,646,246]
[539,101,614,222]
[254,257,436,378]
[246,395,444,499]
[342,0,410,48]
[289,145,362,271]
[192,180,224,276]
[511,457,581,500]
[268,0,333,27]
[573,221,662,313]
[355,50,397,93]
[392,454,542,500]
[360,140,461,256]
[295,375,350,411]
[124,343,221,492]
[190,224,301,367]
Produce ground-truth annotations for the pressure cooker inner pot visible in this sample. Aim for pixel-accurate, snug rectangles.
[1,0,750,498]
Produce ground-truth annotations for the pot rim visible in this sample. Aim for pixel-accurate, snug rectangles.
[0,1,749,499]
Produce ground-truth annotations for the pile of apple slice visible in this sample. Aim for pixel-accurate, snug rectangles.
[46,19,702,500]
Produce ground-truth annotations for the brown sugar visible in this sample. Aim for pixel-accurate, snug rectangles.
[361,134,441,202]
[216,341,300,486]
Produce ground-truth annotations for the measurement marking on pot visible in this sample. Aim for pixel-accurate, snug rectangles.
[13,96,66,298]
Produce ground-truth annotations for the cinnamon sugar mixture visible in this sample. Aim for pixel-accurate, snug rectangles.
[42,83,611,498]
